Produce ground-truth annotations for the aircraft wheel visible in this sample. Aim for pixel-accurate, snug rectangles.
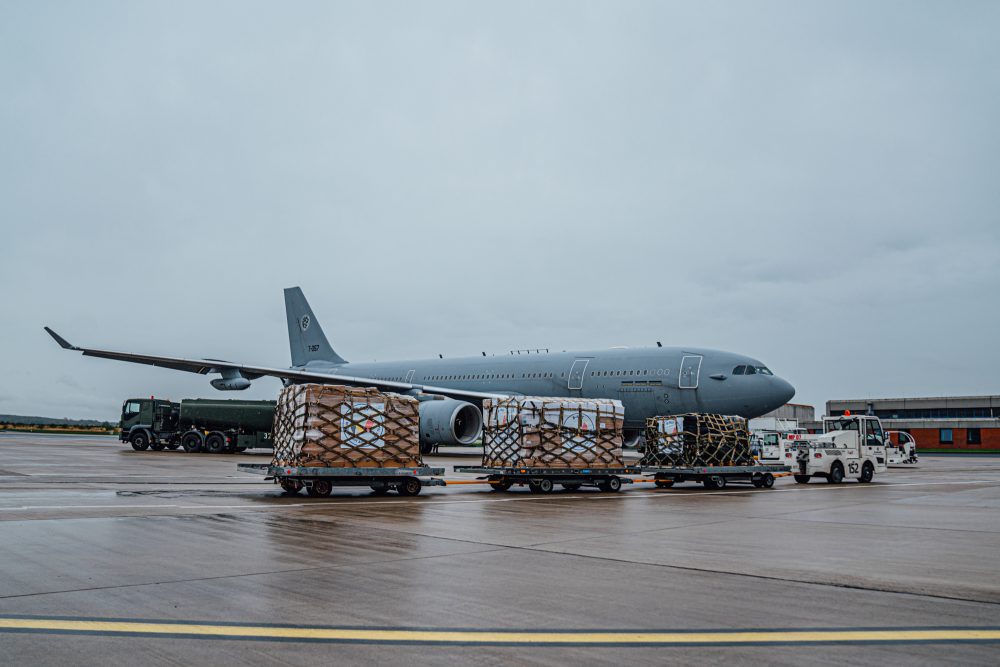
[308,479,333,497]
[827,463,844,484]
[279,478,303,494]
[397,477,422,496]
[129,431,150,451]
[794,475,811,484]
[859,462,874,484]
[762,473,775,489]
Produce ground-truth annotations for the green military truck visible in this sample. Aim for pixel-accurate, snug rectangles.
[119,397,275,454]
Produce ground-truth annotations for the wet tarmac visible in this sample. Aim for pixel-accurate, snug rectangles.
[1,432,999,665]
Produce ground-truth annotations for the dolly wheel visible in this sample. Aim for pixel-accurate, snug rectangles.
[602,476,622,493]
[489,478,512,492]
[536,478,554,493]
[654,479,674,489]
[762,473,775,489]
[751,473,764,488]
[397,477,422,496]
[279,479,303,495]
[308,480,333,497]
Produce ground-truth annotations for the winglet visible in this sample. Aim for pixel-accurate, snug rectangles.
[44,327,80,351]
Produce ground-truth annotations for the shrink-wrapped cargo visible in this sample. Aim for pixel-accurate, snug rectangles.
[483,397,624,469]
[641,413,752,467]
[272,384,421,468]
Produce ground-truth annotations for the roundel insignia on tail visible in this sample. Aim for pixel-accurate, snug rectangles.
[300,315,310,331]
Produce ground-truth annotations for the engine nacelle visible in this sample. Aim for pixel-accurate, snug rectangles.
[418,398,483,447]
[210,369,251,391]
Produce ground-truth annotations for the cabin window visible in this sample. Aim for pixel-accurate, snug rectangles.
[939,429,953,444]
[967,428,981,445]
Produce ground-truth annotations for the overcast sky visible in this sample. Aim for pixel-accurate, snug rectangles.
[2,1,998,421]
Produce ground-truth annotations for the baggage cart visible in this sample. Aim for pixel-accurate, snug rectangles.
[639,464,791,489]
[238,463,445,497]
[454,465,640,493]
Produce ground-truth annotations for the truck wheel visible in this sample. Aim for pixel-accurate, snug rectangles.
[762,473,775,488]
[397,478,422,496]
[205,433,226,454]
[859,462,874,483]
[308,479,333,497]
[827,463,844,484]
[279,479,303,494]
[129,431,150,451]
[149,440,165,451]
[181,432,203,453]
[794,475,811,484]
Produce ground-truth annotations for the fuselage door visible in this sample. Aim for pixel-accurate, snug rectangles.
[405,369,415,383]
[679,355,702,389]
[568,359,590,390]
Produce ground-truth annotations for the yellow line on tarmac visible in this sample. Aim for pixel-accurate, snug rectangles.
[1,618,999,645]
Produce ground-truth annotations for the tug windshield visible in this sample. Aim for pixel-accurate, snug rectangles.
[824,418,860,433]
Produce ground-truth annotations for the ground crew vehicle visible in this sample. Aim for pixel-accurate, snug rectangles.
[886,430,919,465]
[119,397,275,453]
[793,414,887,484]
[755,429,807,465]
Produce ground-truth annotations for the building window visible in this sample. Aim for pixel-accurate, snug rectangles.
[967,428,982,445]
[939,429,953,444]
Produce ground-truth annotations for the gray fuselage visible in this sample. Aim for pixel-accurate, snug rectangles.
[298,346,795,430]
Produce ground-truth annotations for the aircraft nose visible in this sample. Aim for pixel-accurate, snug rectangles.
[774,376,795,405]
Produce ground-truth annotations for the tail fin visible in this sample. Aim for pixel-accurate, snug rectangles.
[284,287,347,366]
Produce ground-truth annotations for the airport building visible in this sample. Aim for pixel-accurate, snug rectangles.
[827,395,1000,450]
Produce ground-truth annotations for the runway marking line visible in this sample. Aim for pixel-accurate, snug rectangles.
[1,618,999,646]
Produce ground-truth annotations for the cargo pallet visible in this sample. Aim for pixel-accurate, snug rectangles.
[639,464,791,490]
[237,463,446,497]
[454,466,641,493]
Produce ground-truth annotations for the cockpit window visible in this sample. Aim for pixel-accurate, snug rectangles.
[732,365,747,375]
[744,366,757,375]
[756,366,773,375]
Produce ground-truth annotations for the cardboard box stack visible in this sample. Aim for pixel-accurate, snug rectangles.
[272,384,421,468]
[482,397,624,469]
[641,413,752,467]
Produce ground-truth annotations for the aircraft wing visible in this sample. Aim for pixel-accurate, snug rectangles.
[44,327,503,402]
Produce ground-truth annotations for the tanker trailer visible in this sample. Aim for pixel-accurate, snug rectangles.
[119,397,275,453]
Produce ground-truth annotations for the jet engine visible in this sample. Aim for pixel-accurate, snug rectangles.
[418,398,483,450]
[210,369,252,391]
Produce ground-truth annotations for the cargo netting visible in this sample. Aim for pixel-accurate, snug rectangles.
[272,384,422,468]
[641,413,753,467]
[482,397,624,469]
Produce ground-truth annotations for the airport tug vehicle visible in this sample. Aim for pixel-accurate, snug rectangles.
[886,430,919,466]
[793,413,888,484]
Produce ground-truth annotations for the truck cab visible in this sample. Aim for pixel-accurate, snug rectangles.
[120,398,179,451]
[793,414,888,484]
[756,429,806,465]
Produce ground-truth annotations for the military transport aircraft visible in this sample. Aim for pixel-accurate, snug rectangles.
[45,287,795,451]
